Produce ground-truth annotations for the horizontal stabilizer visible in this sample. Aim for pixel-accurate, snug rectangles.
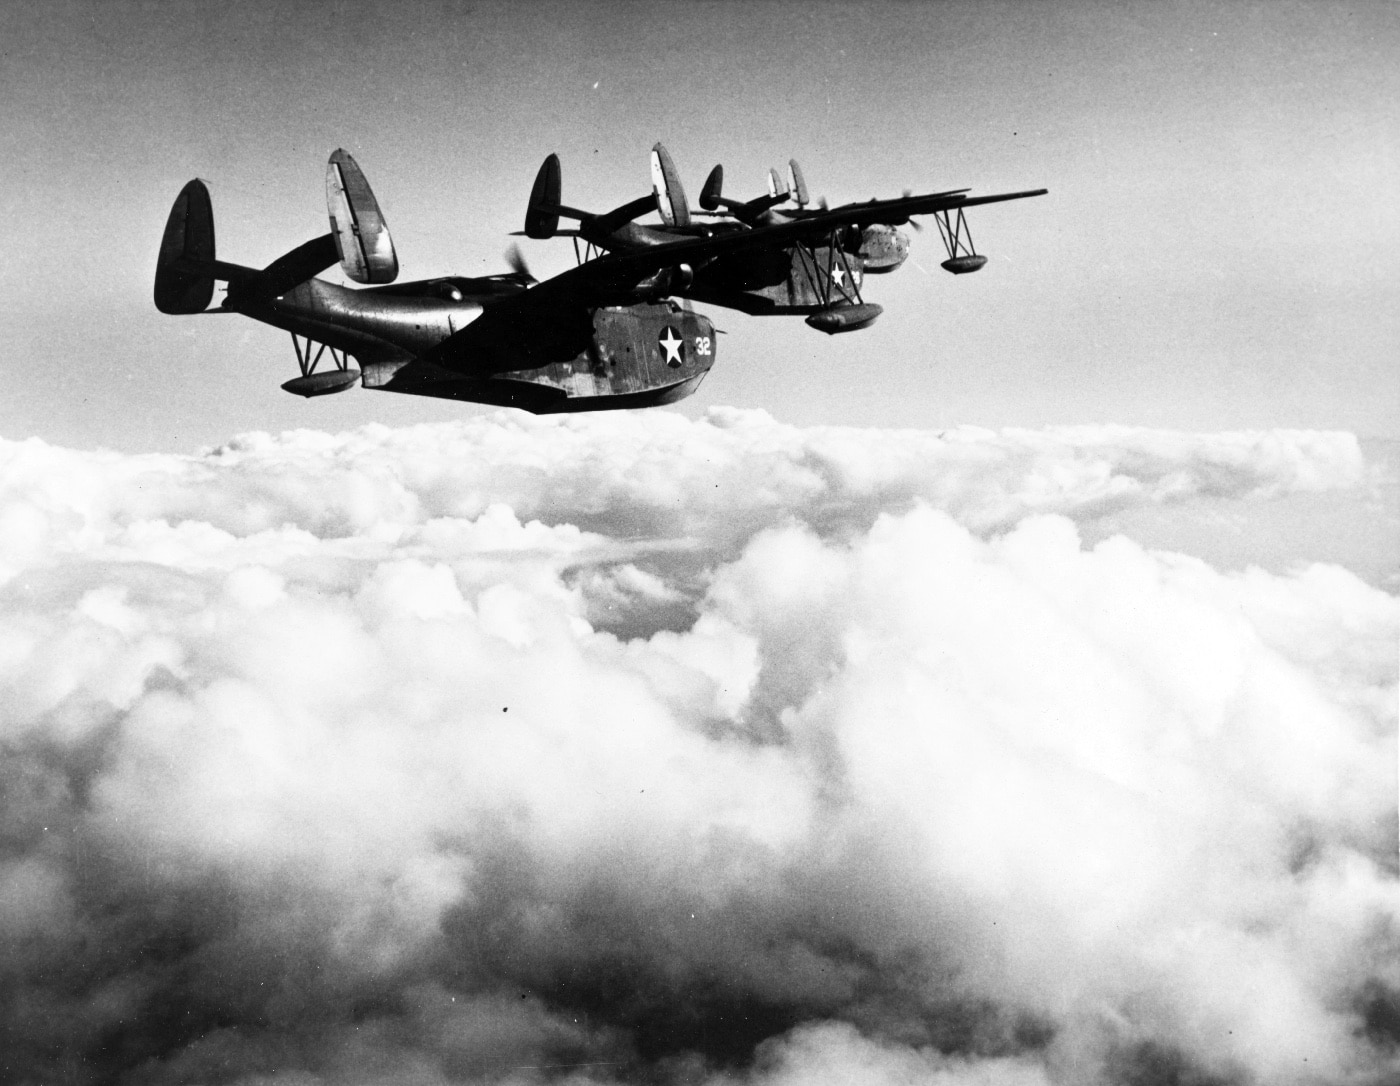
[591,194,658,237]
[326,149,398,284]
[171,257,260,283]
[173,237,338,300]
[154,179,217,314]
[258,234,341,297]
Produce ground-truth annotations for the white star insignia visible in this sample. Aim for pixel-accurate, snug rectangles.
[659,327,684,366]
[832,264,845,285]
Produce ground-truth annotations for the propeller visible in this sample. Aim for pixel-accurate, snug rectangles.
[903,189,924,230]
[505,242,537,284]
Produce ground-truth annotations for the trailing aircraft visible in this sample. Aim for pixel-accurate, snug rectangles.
[696,159,911,274]
[523,143,1044,333]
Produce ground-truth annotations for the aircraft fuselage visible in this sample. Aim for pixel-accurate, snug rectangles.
[221,275,716,412]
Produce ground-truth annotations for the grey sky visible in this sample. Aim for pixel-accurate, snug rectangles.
[0,0,1395,451]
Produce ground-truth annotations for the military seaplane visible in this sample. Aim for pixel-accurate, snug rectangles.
[522,143,1043,333]
[155,147,1045,413]
[695,158,912,274]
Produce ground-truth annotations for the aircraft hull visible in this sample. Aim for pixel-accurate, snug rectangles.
[226,280,714,413]
[363,368,709,414]
[690,243,869,316]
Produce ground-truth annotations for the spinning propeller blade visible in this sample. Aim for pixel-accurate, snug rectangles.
[903,190,924,230]
[505,243,536,284]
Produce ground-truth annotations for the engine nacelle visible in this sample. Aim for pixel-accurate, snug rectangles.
[858,224,910,273]
[633,262,695,299]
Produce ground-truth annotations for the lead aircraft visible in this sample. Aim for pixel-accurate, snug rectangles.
[155,148,1045,412]
[156,150,720,411]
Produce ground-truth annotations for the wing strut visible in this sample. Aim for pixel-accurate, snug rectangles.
[282,332,360,397]
[933,207,987,274]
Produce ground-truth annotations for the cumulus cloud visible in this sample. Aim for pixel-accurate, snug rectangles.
[0,409,1394,1086]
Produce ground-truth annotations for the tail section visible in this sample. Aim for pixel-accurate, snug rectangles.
[256,234,341,298]
[520,150,667,244]
[694,160,791,223]
[155,151,397,316]
[326,149,398,284]
[154,180,217,314]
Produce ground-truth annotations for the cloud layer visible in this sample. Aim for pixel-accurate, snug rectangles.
[0,409,1394,1086]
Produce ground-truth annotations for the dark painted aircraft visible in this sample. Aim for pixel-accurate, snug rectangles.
[698,159,912,274]
[155,150,720,411]
[524,143,1044,333]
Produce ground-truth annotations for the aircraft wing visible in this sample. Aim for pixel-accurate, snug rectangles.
[812,187,1048,229]
[416,185,1047,374]
[414,267,600,376]
[584,186,1050,268]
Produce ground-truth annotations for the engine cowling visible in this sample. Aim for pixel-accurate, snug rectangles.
[858,224,910,273]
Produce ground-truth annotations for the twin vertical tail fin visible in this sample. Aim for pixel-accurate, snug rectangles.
[154,150,398,313]
[650,143,690,228]
[788,159,809,207]
[524,153,564,239]
[698,165,724,212]
[326,149,398,283]
[154,180,217,314]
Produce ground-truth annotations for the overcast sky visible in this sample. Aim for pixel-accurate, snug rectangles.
[0,0,1395,451]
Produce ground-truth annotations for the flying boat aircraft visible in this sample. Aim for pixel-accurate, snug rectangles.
[523,143,1044,333]
[155,150,724,411]
[697,159,912,274]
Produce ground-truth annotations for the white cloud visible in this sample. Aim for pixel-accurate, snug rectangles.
[0,410,1393,1085]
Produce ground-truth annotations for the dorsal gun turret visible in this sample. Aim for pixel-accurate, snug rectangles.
[326,150,398,284]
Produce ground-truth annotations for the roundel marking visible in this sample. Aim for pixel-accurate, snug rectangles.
[658,325,686,368]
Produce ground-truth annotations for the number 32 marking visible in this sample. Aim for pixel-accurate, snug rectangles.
[694,336,712,356]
